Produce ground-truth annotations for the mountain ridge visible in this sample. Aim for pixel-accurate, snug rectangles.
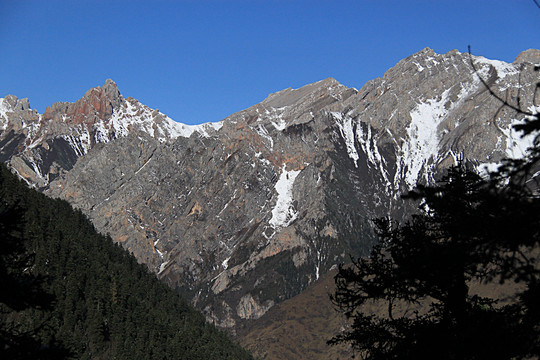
[1,47,538,334]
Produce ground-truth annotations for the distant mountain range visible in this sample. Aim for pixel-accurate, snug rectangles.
[1,47,539,346]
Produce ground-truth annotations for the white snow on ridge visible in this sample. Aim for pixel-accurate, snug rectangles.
[474,56,518,81]
[269,164,301,228]
[190,121,224,137]
[169,121,199,138]
[356,121,391,190]
[272,118,287,131]
[109,99,223,142]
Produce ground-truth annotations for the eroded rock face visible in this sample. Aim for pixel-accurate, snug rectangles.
[2,48,539,332]
[236,294,275,320]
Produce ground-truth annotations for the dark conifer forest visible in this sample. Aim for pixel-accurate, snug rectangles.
[0,164,253,359]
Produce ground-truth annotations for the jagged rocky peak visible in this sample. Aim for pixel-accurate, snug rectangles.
[2,95,31,112]
[42,79,123,124]
[381,47,471,81]
[0,78,223,189]
[378,46,525,84]
[261,77,348,108]
[514,48,540,64]
[0,95,35,124]
[323,46,538,196]
[222,76,356,135]
[81,78,123,114]
[266,77,354,116]
[81,78,122,103]
[0,94,40,133]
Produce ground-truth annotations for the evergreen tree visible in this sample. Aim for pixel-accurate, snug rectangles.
[0,168,70,359]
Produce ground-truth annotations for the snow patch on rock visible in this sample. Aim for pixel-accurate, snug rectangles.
[401,89,451,188]
[110,99,222,141]
[158,260,169,275]
[501,107,539,160]
[269,164,301,228]
[474,56,519,81]
[94,120,111,143]
[0,98,10,130]
[333,112,359,167]
[61,125,91,157]
[255,124,274,149]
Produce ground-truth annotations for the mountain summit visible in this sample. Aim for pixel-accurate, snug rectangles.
[1,48,538,332]
[0,80,222,188]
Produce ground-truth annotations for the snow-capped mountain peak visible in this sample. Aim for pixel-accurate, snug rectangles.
[0,79,223,187]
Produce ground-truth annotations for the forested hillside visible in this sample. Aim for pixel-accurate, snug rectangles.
[0,164,252,359]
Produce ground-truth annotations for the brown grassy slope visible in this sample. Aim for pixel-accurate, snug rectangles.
[236,269,353,360]
[236,255,532,360]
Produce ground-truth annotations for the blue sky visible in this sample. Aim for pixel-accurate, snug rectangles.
[1,0,539,125]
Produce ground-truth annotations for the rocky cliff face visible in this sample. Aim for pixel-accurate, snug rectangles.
[2,48,538,332]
